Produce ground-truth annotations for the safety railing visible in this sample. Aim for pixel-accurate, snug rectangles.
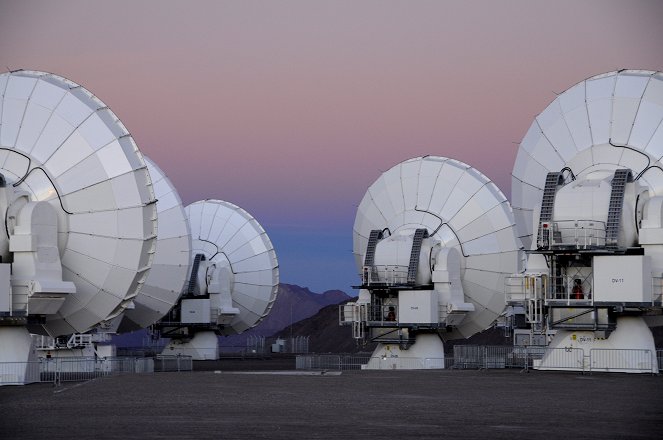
[538,220,606,249]
[505,273,597,307]
[296,354,446,370]
[534,347,586,371]
[45,357,155,383]
[342,355,372,370]
[505,275,546,303]
[366,304,400,325]
[295,354,373,371]
[298,346,662,373]
[482,346,524,369]
[453,345,482,369]
[362,265,409,286]
[338,303,365,325]
[0,356,156,386]
[0,361,41,385]
[155,354,193,372]
[363,356,445,370]
[589,349,656,374]
[339,302,403,329]
[553,220,606,248]
[453,345,545,370]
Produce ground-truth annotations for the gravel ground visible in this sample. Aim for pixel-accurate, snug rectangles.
[0,362,661,439]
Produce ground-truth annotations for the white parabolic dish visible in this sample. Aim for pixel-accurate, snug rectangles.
[185,200,279,334]
[353,156,522,338]
[0,70,157,336]
[512,70,663,249]
[118,157,191,332]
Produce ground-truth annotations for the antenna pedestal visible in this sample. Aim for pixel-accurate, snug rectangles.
[162,331,218,360]
[0,327,39,385]
[535,317,658,373]
[363,333,445,370]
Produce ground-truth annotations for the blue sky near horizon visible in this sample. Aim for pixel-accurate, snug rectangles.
[1,0,662,293]
[269,226,358,294]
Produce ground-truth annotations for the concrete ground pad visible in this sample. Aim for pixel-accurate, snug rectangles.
[0,365,661,439]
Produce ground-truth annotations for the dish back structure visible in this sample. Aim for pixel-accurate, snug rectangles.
[118,157,191,332]
[512,70,663,248]
[0,70,156,337]
[185,200,279,334]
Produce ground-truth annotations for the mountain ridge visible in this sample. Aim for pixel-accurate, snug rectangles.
[112,283,352,348]
[220,283,351,348]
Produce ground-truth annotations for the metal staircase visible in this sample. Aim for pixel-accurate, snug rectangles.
[605,169,632,247]
[407,228,429,285]
[364,230,382,283]
[364,230,381,267]
[537,172,564,248]
[186,253,206,296]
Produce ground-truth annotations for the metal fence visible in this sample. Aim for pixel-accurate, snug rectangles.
[533,347,586,371]
[155,354,193,372]
[453,345,546,370]
[363,356,447,370]
[589,349,655,373]
[0,361,41,385]
[297,346,662,374]
[1,357,157,386]
[296,354,449,370]
[453,345,483,369]
[453,346,659,373]
[296,354,372,371]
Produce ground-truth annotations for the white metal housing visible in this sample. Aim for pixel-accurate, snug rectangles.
[0,70,157,336]
[185,200,279,334]
[512,70,663,249]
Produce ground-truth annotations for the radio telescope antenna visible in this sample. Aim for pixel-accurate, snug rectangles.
[117,156,191,332]
[156,199,279,359]
[508,70,663,372]
[0,70,156,381]
[342,156,521,368]
[512,70,663,248]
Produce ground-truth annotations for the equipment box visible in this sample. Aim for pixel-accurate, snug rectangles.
[592,255,651,303]
[181,299,211,323]
[398,290,438,324]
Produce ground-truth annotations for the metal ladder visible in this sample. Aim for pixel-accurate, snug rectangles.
[537,172,564,248]
[605,169,632,247]
[407,228,429,285]
[364,230,382,283]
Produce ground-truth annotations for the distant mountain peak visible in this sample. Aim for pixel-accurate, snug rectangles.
[217,283,351,345]
[113,283,352,349]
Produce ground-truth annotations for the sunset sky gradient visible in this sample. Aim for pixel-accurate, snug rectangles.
[1,0,662,292]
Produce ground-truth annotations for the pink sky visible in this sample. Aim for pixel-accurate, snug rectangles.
[1,0,662,291]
